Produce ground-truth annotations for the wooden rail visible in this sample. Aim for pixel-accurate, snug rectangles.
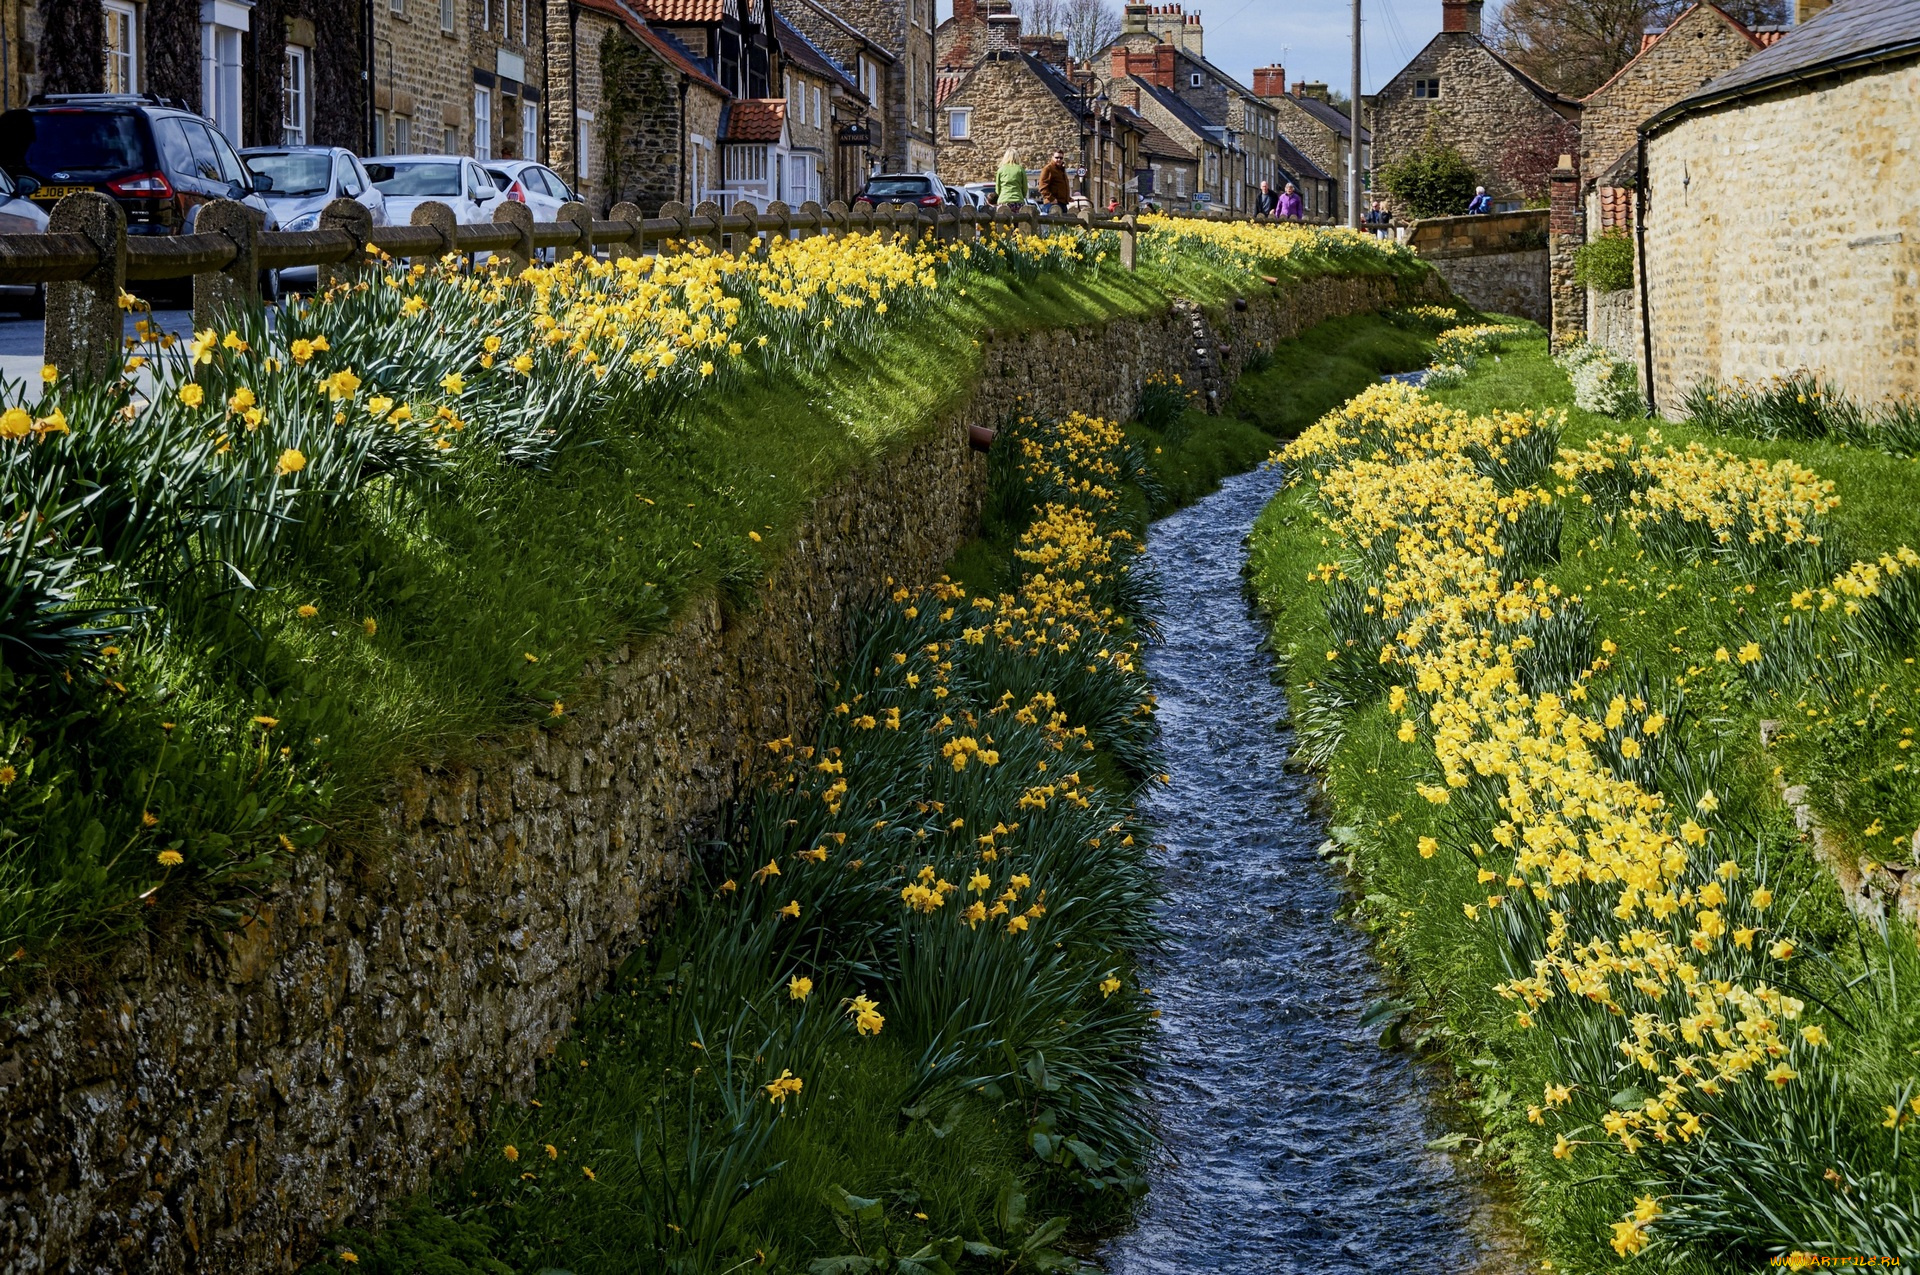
[11,192,1310,381]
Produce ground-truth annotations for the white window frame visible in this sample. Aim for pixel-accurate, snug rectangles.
[523,101,539,162]
[200,10,247,146]
[444,124,457,154]
[724,143,768,186]
[441,0,454,31]
[473,86,492,159]
[946,107,971,141]
[282,44,309,145]
[577,107,594,181]
[104,0,139,95]
[395,115,411,153]
[1190,72,1203,88]
[811,85,821,128]
[520,0,528,41]
[481,0,490,30]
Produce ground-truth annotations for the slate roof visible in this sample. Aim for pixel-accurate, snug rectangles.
[574,0,729,94]
[1132,76,1219,145]
[1275,134,1331,182]
[1284,91,1371,142]
[724,98,786,142]
[1646,0,1920,129]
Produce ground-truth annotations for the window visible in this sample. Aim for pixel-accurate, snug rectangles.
[812,86,821,128]
[391,0,403,11]
[338,157,363,196]
[1190,72,1203,87]
[473,87,492,159]
[523,102,539,162]
[103,1,138,94]
[444,125,457,154]
[784,72,794,108]
[441,0,454,31]
[947,107,970,140]
[576,107,593,180]
[520,0,528,41]
[201,11,246,145]
[282,46,309,145]
[724,144,767,185]
[1415,77,1441,99]
[482,0,489,29]
[396,115,411,153]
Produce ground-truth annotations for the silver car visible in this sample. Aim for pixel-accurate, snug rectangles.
[0,165,46,315]
[484,160,579,223]
[366,155,505,226]
[241,145,386,290]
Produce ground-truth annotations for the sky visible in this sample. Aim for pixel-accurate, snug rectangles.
[934,0,1453,95]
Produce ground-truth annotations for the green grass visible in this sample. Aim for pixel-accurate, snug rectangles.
[1249,331,1920,1269]
[1226,311,1432,437]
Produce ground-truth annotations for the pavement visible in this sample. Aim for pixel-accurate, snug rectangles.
[0,307,202,386]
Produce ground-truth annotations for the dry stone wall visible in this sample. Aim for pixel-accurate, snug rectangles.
[1408,210,1550,323]
[0,268,1417,1275]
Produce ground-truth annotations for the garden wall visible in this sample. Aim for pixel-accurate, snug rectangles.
[0,269,1417,1275]
[1407,210,1551,324]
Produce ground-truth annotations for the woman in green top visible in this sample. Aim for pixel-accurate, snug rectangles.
[995,149,1028,206]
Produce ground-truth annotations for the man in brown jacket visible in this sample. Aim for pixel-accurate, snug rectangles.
[1038,150,1071,212]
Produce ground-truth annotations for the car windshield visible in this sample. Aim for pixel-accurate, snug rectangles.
[374,160,461,196]
[0,109,148,178]
[863,176,930,198]
[244,152,330,197]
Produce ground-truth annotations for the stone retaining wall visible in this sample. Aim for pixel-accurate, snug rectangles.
[0,268,1417,1274]
[1407,210,1551,324]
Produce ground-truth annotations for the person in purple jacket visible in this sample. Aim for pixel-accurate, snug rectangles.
[1277,182,1305,219]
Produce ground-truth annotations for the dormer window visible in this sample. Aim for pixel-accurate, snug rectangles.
[1415,77,1442,98]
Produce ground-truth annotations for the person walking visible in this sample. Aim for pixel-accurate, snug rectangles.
[995,148,1028,207]
[1277,182,1304,219]
[1466,185,1492,214]
[1255,179,1278,216]
[1364,200,1391,237]
[1039,150,1072,213]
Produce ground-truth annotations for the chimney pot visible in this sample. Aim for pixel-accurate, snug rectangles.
[985,10,1022,53]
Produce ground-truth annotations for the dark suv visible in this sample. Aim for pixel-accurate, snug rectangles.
[0,94,274,236]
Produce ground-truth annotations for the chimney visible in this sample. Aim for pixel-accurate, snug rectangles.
[1794,0,1832,20]
[985,9,1022,54]
[1252,65,1285,97]
[1123,2,1151,34]
[1298,80,1329,102]
[953,0,978,21]
[1181,10,1204,56]
[1442,0,1483,34]
[1153,41,1176,89]
[1021,32,1069,69]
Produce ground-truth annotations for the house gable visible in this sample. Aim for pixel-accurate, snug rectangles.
[1580,2,1763,179]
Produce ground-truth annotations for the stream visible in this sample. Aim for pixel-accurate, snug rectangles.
[1102,462,1518,1272]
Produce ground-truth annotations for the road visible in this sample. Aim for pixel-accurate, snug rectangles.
[0,306,199,386]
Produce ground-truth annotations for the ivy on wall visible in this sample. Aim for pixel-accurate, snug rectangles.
[598,31,683,214]
[39,2,105,95]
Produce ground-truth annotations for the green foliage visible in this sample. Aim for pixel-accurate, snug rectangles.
[1132,371,1193,437]
[1571,228,1635,292]
[1375,142,1479,220]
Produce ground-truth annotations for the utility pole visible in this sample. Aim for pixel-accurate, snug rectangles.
[1348,0,1363,228]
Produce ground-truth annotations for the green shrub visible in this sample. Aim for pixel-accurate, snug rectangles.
[1571,229,1635,292]
[1376,142,1479,220]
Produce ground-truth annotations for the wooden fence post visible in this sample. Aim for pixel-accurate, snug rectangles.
[317,197,372,290]
[492,199,534,275]
[558,200,593,259]
[607,201,645,257]
[766,199,791,246]
[44,192,125,384]
[411,201,458,262]
[825,200,848,237]
[730,200,758,254]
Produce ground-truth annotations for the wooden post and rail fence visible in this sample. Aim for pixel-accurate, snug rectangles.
[0,193,1326,382]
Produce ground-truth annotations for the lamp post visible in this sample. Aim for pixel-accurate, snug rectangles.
[1348,0,1363,228]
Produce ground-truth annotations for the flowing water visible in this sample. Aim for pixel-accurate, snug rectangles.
[1102,463,1520,1273]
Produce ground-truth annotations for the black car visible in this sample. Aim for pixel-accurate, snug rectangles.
[852,172,951,209]
[0,93,274,237]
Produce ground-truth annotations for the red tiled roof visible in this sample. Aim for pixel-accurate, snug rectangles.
[935,69,967,104]
[1752,27,1787,45]
[633,0,727,21]
[726,98,786,141]
[574,0,729,93]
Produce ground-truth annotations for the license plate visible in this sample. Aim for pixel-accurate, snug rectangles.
[29,185,91,201]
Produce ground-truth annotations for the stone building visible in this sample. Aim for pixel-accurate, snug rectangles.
[547,0,727,211]
[1112,68,1225,208]
[20,0,365,151]
[1369,0,1579,211]
[1639,0,1920,412]
[935,7,1141,208]
[1255,67,1371,218]
[810,0,934,172]
[1274,134,1333,218]
[1133,112,1197,206]
[1095,3,1278,215]
[776,14,866,205]
[365,0,543,158]
[782,0,893,183]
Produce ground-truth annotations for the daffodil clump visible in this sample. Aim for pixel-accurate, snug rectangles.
[1272,378,1920,1261]
[395,405,1164,1270]
[1138,213,1417,277]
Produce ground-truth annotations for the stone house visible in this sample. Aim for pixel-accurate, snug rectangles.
[1369,0,1579,211]
[1256,67,1371,218]
[21,0,365,151]
[776,13,865,204]
[1095,3,1279,215]
[1274,133,1333,218]
[1565,2,1769,359]
[1639,0,1920,412]
[1131,112,1197,206]
[364,0,544,158]
[810,0,934,173]
[546,0,727,211]
[1113,70,1226,209]
[781,0,893,184]
[934,8,1141,209]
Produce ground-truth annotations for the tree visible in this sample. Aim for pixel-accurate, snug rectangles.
[1487,0,1787,97]
[1014,0,1120,61]
[1376,142,1479,219]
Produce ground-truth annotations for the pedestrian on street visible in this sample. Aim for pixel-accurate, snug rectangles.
[996,148,1028,207]
[1466,186,1492,214]
[1039,150,1072,212]
[1364,200,1391,236]
[1255,179,1279,216]
[1278,182,1305,219]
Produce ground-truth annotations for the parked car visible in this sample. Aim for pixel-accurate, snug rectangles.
[483,160,579,223]
[957,181,995,208]
[241,145,386,292]
[366,155,505,226]
[0,94,275,236]
[0,165,47,315]
[852,172,951,209]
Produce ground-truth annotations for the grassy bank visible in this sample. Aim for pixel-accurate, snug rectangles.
[1249,331,1920,1268]
[0,220,1425,976]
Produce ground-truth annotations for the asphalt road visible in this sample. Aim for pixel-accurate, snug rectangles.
[0,306,200,386]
